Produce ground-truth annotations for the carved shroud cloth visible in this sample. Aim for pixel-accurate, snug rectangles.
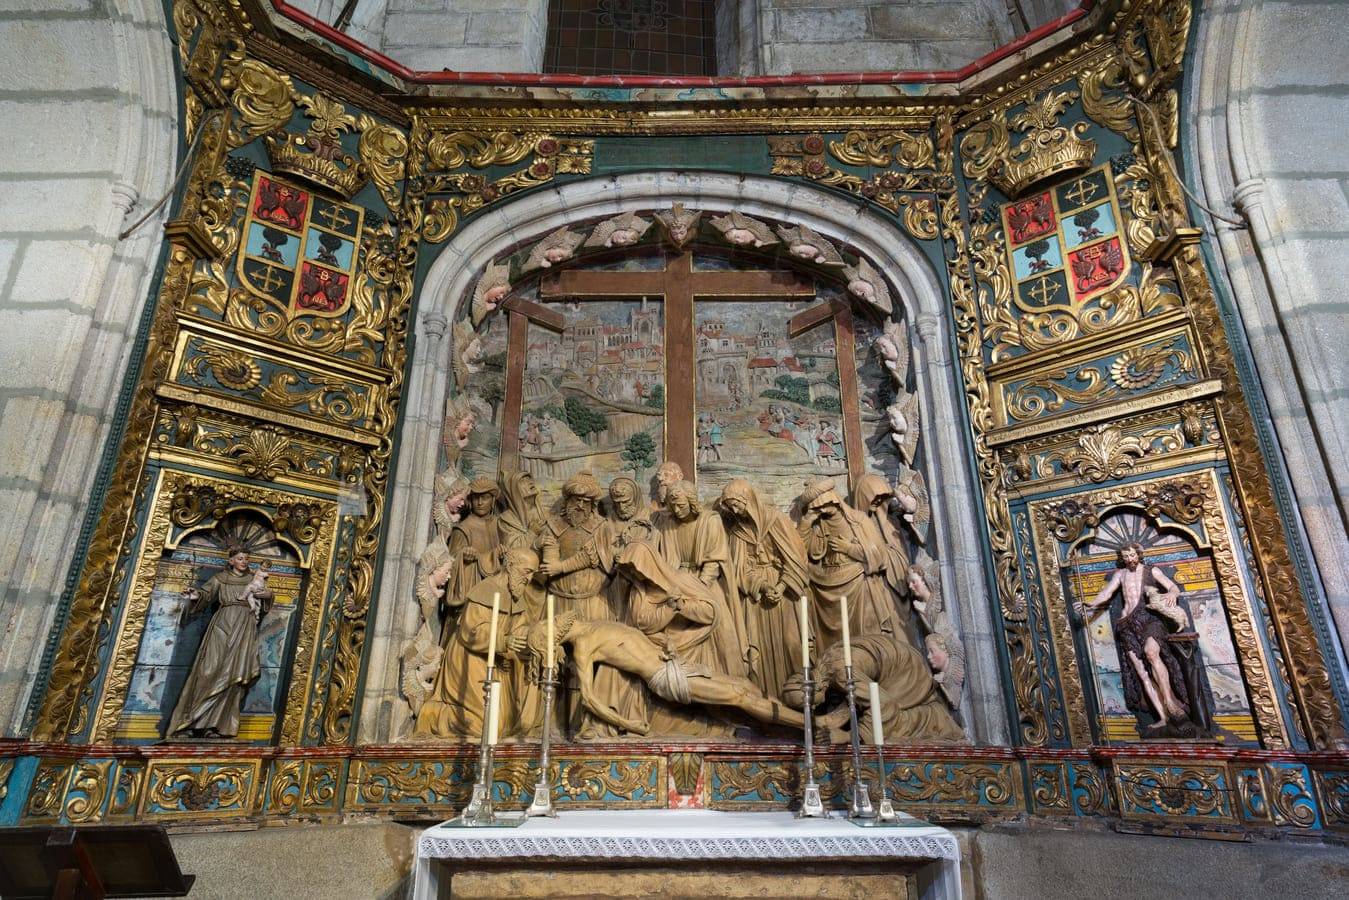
[167,568,272,738]
[616,541,730,736]
[721,479,811,702]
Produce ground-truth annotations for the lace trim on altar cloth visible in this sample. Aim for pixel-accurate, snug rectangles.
[417,833,959,861]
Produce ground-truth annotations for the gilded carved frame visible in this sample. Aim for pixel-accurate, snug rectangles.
[1028,468,1288,748]
[89,469,340,744]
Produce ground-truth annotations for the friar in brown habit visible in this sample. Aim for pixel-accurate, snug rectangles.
[716,478,811,702]
[167,546,273,739]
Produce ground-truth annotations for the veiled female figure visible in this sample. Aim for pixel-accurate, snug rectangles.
[851,472,918,643]
[797,478,901,653]
[717,478,811,701]
[497,469,545,551]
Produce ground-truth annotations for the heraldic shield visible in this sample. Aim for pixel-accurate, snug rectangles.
[236,172,365,319]
[1001,164,1131,317]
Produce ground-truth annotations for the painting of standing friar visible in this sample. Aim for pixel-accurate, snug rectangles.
[695,300,848,508]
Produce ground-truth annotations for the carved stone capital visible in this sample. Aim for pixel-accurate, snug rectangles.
[421,311,449,341]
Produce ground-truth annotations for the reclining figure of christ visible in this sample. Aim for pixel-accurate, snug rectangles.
[532,542,805,735]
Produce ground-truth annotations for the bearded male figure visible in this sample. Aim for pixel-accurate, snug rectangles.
[797,478,902,654]
[649,461,684,512]
[652,480,748,679]
[167,545,273,739]
[1075,542,1194,734]
[415,548,540,739]
[537,471,637,737]
[444,477,501,617]
[717,478,811,701]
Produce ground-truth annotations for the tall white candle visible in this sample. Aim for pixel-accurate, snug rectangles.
[869,682,884,746]
[487,681,501,745]
[546,593,555,671]
[798,596,810,670]
[486,591,500,667]
[840,595,853,668]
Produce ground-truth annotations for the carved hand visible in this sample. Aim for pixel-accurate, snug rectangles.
[461,547,478,563]
[506,631,528,654]
[538,559,558,577]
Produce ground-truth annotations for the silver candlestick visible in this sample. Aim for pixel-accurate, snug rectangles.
[874,743,899,822]
[843,664,875,819]
[796,663,827,818]
[526,666,558,818]
[456,666,523,827]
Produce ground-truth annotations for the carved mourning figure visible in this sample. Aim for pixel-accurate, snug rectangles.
[1074,542,1209,737]
[652,480,748,679]
[445,476,501,612]
[784,633,965,744]
[851,473,917,641]
[717,478,811,701]
[797,478,904,652]
[415,548,540,738]
[537,471,636,737]
[167,546,273,739]
[649,460,684,511]
[497,469,545,551]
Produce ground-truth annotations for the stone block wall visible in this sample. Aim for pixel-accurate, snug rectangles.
[294,1,1029,76]
[755,0,1015,74]
[1189,0,1349,672]
[382,0,549,73]
[0,0,177,735]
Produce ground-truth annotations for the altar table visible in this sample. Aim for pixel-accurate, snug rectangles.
[413,809,962,899]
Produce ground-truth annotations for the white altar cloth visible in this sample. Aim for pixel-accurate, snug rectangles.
[413,809,961,900]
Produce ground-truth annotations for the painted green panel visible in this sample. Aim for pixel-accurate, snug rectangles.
[593,136,770,175]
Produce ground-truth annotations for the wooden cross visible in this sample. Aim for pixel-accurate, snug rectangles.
[538,251,815,479]
[498,296,564,471]
[788,298,865,489]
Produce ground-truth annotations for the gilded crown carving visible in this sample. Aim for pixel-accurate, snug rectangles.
[265,94,367,199]
[961,89,1097,199]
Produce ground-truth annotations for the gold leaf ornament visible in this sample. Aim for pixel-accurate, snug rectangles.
[226,59,296,143]
[357,116,408,213]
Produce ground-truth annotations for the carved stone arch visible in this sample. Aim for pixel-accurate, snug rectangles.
[364,171,1008,746]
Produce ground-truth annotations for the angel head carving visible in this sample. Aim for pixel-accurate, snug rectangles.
[709,212,777,248]
[470,261,511,326]
[886,389,920,465]
[893,464,930,544]
[654,203,701,248]
[908,550,943,617]
[585,212,651,249]
[873,320,910,382]
[775,224,844,266]
[842,258,893,314]
[522,226,584,272]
